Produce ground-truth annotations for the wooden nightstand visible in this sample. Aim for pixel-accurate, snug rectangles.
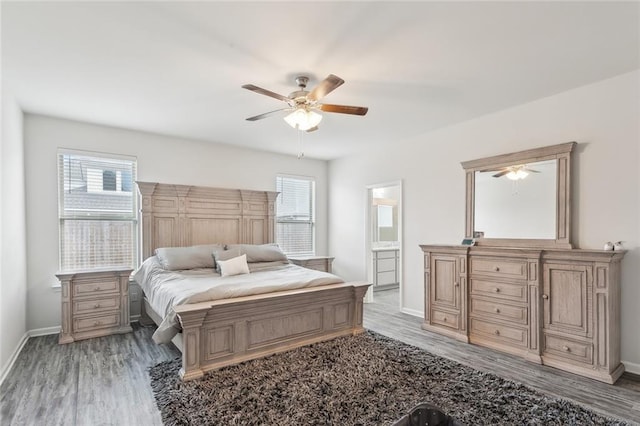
[289,255,335,273]
[57,268,133,344]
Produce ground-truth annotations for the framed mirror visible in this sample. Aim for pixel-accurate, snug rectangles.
[461,142,576,248]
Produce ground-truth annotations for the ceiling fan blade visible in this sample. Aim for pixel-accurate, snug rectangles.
[523,168,540,173]
[242,84,290,102]
[245,108,288,121]
[319,103,368,116]
[306,126,319,133]
[307,74,345,101]
[492,170,510,178]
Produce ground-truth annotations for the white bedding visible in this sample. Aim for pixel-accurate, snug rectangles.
[133,256,345,344]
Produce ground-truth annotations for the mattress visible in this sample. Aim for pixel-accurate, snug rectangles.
[133,256,345,343]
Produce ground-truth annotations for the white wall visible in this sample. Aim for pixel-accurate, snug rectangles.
[24,114,329,330]
[328,70,640,369]
[1,91,28,374]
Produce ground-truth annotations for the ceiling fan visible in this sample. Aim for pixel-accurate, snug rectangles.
[490,164,540,180]
[242,74,368,132]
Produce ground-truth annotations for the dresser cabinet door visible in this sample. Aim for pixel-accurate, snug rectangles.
[542,262,592,338]
[430,255,461,311]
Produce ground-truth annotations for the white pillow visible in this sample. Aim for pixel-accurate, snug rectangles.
[217,254,250,277]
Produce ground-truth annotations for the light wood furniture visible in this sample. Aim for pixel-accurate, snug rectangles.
[57,268,133,344]
[372,248,399,291]
[421,246,625,383]
[136,181,370,380]
[420,141,626,384]
[422,246,468,342]
[288,255,334,273]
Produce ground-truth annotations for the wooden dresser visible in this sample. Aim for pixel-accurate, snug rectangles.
[289,255,334,273]
[57,268,133,344]
[420,245,625,384]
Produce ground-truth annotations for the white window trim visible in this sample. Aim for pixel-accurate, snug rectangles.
[276,174,316,256]
[57,148,139,272]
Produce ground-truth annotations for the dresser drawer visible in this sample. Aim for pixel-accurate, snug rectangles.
[469,317,528,348]
[470,297,528,325]
[73,279,119,296]
[375,250,397,259]
[376,258,397,272]
[431,308,459,330]
[73,295,120,315]
[470,278,527,303]
[543,334,593,365]
[73,313,120,333]
[470,257,527,280]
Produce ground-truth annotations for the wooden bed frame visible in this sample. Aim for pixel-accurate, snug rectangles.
[136,182,370,380]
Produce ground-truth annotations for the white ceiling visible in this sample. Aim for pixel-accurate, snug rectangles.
[3,1,639,160]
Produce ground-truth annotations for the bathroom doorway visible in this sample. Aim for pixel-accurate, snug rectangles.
[365,181,402,309]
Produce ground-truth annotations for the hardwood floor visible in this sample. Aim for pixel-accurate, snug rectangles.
[1,292,639,425]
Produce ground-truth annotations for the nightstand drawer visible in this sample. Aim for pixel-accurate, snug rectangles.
[74,313,120,333]
[73,295,120,315]
[73,279,119,296]
[470,257,527,280]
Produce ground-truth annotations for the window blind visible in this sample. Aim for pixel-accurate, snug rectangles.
[58,151,137,271]
[276,175,315,255]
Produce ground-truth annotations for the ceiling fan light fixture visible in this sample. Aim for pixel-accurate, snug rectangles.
[506,169,529,180]
[284,108,322,131]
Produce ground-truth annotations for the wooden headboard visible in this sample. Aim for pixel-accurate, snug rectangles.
[137,182,278,260]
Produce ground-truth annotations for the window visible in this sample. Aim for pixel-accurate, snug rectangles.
[58,150,137,271]
[276,175,315,255]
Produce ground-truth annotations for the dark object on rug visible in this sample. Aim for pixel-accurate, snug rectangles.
[149,331,628,426]
[393,402,463,426]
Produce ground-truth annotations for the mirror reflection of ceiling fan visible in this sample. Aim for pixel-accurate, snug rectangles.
[491,164,540,180]
[242,74,368,132]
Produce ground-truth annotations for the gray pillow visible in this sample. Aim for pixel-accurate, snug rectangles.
[155,244,224,271]
[225,244,288,263]
[212,248,242,273]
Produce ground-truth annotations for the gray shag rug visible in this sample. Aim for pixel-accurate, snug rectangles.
[149,331,627,425]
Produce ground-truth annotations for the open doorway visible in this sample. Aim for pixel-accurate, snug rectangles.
[365,181,402,310]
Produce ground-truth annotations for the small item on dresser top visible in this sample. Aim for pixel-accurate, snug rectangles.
[613,241,624,251]
[603,241,614,251]
[461,238,476,246]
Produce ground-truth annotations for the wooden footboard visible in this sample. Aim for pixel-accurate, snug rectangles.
[173,281,370,380]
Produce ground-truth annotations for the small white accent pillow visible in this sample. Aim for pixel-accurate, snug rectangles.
[217,254,250,277]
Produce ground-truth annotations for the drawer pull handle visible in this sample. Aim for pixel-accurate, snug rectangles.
[94,303,101,309]
[494,330,500,335]
[494,288,501,293]
[494,308,500,313]
[94,321,102,326]
[454,281,460,287]
[494,266,500,272]
[563,346,571,352]
[443,317,447,322]
[542,294,549,300]
[94,286,101,291]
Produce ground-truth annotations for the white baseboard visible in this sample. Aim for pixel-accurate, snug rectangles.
[400,307,423,318]
[0,332,29,386]
[29,326,61,337]
[623,360,640,375]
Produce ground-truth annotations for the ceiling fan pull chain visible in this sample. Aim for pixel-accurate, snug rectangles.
[297,129,305,159]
